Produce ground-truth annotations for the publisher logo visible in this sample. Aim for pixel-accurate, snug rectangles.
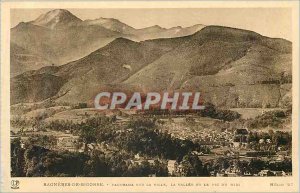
[11,180,20,189]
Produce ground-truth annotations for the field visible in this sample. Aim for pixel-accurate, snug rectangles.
[230,108,282,119]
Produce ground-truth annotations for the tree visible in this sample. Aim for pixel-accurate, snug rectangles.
[181,154,208,176]
[249,159,266,174]
[11,138,26,177]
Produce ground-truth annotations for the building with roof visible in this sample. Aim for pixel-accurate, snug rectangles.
[232,128,249,148]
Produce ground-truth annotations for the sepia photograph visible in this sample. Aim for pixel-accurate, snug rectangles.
[1,1,299,192]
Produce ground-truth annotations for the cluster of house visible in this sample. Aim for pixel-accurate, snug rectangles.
[163,123,235,145]
[214,165,251,177]
[231,128,249,148]
[257,170,292,177]
[56,135,120,155]
[166,159,292,177]
[163,125,281,152]
[215,168,291,177]
[56,135,82,152]
[130,153,157,166]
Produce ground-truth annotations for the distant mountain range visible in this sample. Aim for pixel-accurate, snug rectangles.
[11,9,205,76]
[11,9,292,109]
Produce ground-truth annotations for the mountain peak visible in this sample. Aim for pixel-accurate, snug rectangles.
[98,17,120,22]
[84,17,122,26]
[193,25,262,42]
[150,25,164,29]
[31,9,82,29]
[109,37,138,45]
[169,26,183,30]
[83,17,135,34]
[137,25,165,34]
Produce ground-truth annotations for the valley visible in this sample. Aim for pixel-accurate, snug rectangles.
[10,9,293,178]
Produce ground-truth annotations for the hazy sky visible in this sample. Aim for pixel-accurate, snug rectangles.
[11,8,292,40]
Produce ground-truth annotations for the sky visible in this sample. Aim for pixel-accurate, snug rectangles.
[11,8,292,40]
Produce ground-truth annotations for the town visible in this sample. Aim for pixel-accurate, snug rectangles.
[10,102,292,177]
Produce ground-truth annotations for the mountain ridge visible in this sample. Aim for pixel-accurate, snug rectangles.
[11,25,292,109]
[11,9,208,76]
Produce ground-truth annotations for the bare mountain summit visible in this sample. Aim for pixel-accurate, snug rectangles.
[31,9,82,29]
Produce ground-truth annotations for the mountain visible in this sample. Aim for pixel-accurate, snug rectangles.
[82,17,136,34]
[11,37,183,104]
[11,19,121,66]
[11,72,66,103]
[10,42,52,77]
[30,9,82,29]
[11,9,206,75]
[123,26,292,108]
[133,24,206,41]
[11,26,292,109]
